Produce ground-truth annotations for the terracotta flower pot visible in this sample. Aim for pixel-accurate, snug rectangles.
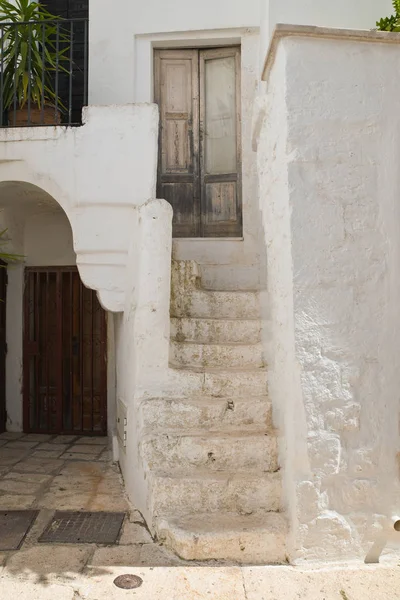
[9,104,62,126]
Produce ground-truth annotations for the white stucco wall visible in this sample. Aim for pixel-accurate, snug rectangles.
[257,27,400,563]
[0,104,159,312]
[260,0,393,73]
[24,211,76,266]
[116,199,173,521]
[89,0,261,106]
[86,2,263,287]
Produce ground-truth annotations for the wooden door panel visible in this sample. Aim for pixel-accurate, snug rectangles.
[199,47,242,237]
[205,182,238,224]
[23,267,107,435]
[161,183,197,230]
[155,49,200,237]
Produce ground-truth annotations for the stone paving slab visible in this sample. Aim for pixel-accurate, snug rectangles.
[62,452,100,461]
[88,494,129,512]
[98,451,112,462]
[4,472,52,485]
[4,545,92,582]
[38,492,95,511]
[0,432,24,440]
[0,580,75,600]
[89,543,182,569]
[51,435,79,444]
[119,521,152,545]
[79,437,108,445]
[90,545,142,567]
[0,480,43,495]
[242,565,400,600]
[4,440,39,449]
[31,449,66,459]
[59,460,112,476]
[35,443,69,452]
[21,434,53,442]
[0,495,36,509]
[0,452,26,466]
[67,445,104,455]
[14,458,65,474]
[82,566,245,599]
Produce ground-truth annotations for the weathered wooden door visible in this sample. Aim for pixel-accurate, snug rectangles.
[23,267,107,435]
[0,263,7,434]
[154,47,242,238]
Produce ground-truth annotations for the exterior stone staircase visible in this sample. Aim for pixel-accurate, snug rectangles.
[140,261,287,564]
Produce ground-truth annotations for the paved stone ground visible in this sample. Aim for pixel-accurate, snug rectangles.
[0,431,184,588]
[0,432,400,598]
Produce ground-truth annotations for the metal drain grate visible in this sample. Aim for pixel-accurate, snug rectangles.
[0,510,39,551]
[39,511,126,544]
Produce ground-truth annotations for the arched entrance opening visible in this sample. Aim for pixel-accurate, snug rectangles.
[0,181,108,436]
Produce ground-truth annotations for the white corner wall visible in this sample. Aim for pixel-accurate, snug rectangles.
[260,0,394,73]
[257,29,400,563]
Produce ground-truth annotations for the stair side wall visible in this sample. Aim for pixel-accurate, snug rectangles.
[257,30,400,563]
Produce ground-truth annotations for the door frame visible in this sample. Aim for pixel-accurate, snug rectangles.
[23,266,107,435]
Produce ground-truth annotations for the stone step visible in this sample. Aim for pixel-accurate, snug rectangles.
[141,431,278,472]
[171,290,260,320]
[139,396,273,431]
[198,264,260,291]
[150,470,281,516]
[160,368,268,398]
[170,317,262,344]
[156,512,287,564]
[170,341,264,369]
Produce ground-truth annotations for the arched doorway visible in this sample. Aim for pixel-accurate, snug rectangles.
[0,181,107,436]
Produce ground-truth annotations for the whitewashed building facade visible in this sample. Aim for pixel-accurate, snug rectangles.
[0,0,399,564]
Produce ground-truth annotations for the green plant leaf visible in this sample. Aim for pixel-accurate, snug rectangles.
[0,0,77,113]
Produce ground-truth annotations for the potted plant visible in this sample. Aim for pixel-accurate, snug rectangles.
[377,0,400,31]
[0,0,70,126]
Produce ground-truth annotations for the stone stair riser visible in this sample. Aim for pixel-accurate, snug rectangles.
[141,434,278,472]
[172,290,260,320]
[170,341,265,369]
[170,317,262,344]
[139,398,273,431]
[150,473,281,515]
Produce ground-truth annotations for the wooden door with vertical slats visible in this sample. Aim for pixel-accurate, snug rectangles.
[154,46,242,238]
[23,267,107,435]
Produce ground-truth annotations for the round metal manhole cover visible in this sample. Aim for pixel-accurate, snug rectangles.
[113,574,143,590]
